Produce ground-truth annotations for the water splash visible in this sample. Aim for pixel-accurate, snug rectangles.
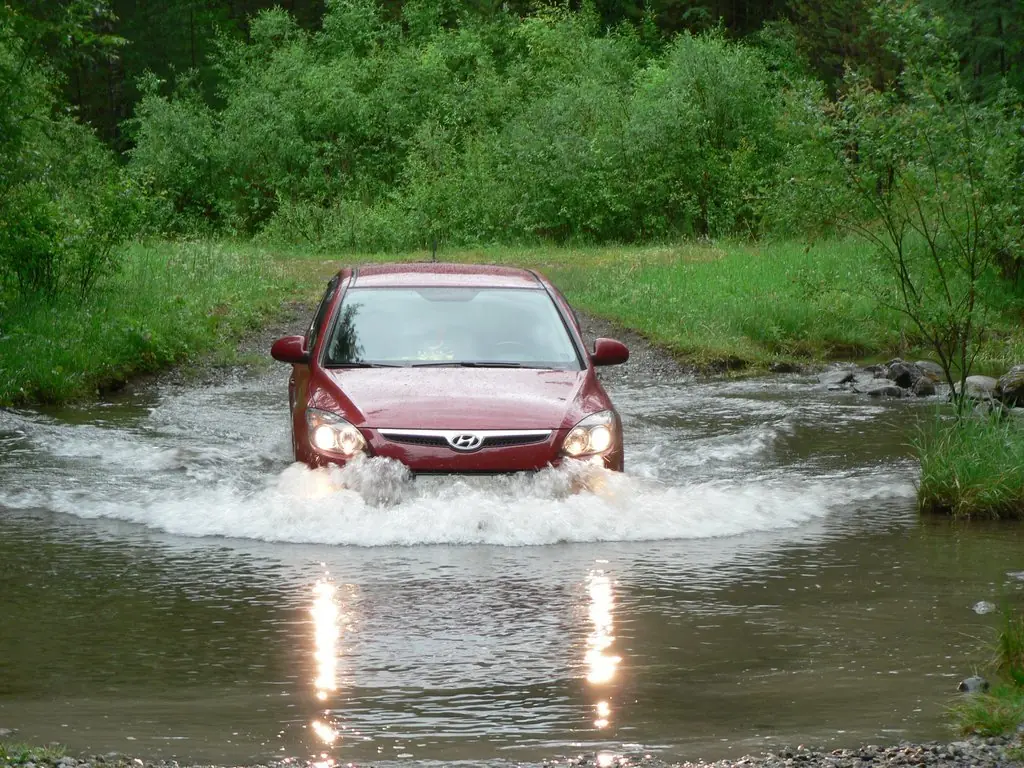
[0,371,919,547]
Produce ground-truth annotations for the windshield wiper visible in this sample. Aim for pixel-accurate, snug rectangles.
[411,361,526,368]
[326,362,403,368]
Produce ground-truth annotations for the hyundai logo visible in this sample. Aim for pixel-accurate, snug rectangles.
[448,433,484,452]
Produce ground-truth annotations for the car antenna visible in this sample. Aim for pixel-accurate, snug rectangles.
[431,236,438,263]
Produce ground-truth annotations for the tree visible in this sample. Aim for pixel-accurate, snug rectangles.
[832,0,1024,413]
[0,3,140,298]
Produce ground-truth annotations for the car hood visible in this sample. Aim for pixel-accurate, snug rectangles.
[323,367,587,429]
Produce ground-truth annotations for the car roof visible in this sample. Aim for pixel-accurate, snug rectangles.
[350,262,544,289]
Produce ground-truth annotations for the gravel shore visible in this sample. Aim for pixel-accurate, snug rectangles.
[3,735,1022,768]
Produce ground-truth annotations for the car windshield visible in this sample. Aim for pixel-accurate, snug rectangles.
[323,287,582,369]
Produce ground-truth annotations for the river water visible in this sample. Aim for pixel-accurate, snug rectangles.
[0,366,1021,766]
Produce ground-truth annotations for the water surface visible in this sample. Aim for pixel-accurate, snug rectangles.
[1,368,1021,764]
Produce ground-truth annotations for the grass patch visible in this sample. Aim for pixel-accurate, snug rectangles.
[951,684,1024,736]
[917,415,1024,519]
[952,611,1024,737]
[0,240,310,406]
[1000,610,1024,687]
[262,237,926,368]
[4,235,1023,406]
[0,743,65,766]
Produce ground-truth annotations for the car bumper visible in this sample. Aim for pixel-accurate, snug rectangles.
[304,427,623,473]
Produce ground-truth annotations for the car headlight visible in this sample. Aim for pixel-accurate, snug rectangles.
[562,410,617,457]
[306,408,366,457]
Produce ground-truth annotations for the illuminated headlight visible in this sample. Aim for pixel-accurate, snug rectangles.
[562,411,617,457]
[306,408,366,457]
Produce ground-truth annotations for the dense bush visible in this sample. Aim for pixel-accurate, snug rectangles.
[127,1,822,250]
[815,1,1024,401]
[0,4,140,299]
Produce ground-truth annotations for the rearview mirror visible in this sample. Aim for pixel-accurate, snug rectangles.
[271,335,310,365]
[592,338,629,367]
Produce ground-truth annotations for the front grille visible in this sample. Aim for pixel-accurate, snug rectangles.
[413,470,536,476]
[383,433,449,447]
[480,434,548,448]
[378,428,552,452]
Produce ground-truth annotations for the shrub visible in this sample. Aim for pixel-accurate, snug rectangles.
[825,1,1024,406]
[0,5,140,299]
[129,4,808,248]
[127,71,222,232]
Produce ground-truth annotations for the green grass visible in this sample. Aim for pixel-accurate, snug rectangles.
[0,743,65,767]
[0,240,311,406]
[916,415,1024,519]
[952,610,1024,737]
[4,236,1024,406]
[520,239,905,367]
[999,610,1024,687]
[261,237,925,367]
[952,684,1024,736]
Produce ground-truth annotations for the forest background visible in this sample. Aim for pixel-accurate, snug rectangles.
[1,0,1023,404]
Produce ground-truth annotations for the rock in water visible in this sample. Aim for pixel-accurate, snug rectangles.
[957,675,990,693]
[997,364,1024,406]
[974,400,1010,420]
[867,384,904,398]
[818,368,856,388]
[915,360,945,382]
[955,375,998,400]
[851,370,883,392]
[886,361,921,388]
[973,600,996,614]
[912,377,936,397]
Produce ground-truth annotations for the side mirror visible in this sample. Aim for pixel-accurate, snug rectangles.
[271,335,310,365]
[592,338,629,367]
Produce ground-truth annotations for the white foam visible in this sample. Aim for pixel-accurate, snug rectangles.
[28,456,915,547]
[0,370,921,548]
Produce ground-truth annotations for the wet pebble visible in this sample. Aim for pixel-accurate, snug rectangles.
[972,600,997,614]
[536,741,1024,768]
[16,735,1020,768]
[628,735,1022,768]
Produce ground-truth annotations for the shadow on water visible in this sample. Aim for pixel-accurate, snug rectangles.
[0,370,1022,764]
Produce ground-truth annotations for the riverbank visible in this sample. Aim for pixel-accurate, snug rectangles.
[2,735,1023,768]
[0,241,315,406]
[5,237,1024,407]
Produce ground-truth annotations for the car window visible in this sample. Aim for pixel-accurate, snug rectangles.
[323,287,581,369]
[307,276,339,352]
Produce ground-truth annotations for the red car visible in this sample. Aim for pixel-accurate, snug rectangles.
[270,263,629,475]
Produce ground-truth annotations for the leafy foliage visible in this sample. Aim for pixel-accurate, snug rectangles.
[0,3,140,299]
[129,4,813,249]
[820,1,1024,406]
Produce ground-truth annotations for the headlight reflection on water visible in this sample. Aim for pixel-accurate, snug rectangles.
[586,572,621,685]
[586,571,622,730]
[311,578,341,761]
[313,580,339,701]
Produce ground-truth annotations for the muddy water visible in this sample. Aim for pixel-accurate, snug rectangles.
[0,369,1022,766]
